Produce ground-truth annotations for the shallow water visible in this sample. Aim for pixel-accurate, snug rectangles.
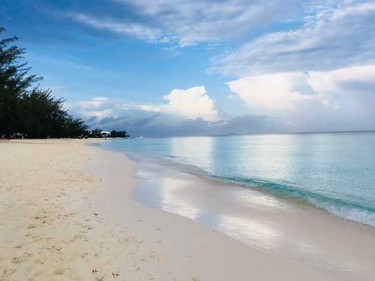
[100,132,375,227]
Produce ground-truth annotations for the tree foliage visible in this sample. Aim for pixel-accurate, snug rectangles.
[89,128,103,138]
[110,130,129,138]
[0,28,88,138]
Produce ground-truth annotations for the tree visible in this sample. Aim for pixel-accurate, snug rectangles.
[0,27,88,138]
[19,89,67,138]
[0,27,41,136]
[63,116,88,138]
[110,130,129,138]
[89,128,103,138]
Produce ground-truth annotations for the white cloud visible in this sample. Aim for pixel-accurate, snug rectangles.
[67,67,375,135]
[68,0,303,46]
[69,86,219,122]
[214,1,375,76]
[163,86,219,121]
[307,64,375,93]
[227,72,317,113]
[214,1,375,132]
[332,2,375,20]
[227,65,375,124]
[78,97,109,109]
[67,13,164,42]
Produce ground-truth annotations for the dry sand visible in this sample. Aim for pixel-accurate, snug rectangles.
[0,140,374,281]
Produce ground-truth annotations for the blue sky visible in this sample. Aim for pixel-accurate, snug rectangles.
[2,0,375,136]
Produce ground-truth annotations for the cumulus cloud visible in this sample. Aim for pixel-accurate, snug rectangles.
[307,64,375,94]
[214,1,375,76]
[163,86,219,121]
[227,72,318,113]
[69,86,219,123]
[227,65,375,131]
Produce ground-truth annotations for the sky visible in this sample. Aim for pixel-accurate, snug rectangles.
[1,0,375,136]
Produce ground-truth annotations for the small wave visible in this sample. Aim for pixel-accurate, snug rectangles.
[165,155,177,159]
[310,199,375,227]
[210,175,375,227]
[163,160,375,228]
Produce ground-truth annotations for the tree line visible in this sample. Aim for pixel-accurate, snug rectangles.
[0,28,128,139]
[88,129,129,138]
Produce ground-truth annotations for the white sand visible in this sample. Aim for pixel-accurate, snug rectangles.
[0,140,374,281]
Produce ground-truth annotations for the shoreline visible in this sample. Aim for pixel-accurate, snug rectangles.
[124,151,375,277]
[172,166,375,230]
[87,143,333,281]
[1,140,374,280]
[91,142,375,280]
[98,141,375,229]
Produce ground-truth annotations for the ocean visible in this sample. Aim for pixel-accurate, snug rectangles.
[99,132,375,228]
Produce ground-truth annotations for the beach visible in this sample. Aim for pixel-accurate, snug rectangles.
[1,140,375,281]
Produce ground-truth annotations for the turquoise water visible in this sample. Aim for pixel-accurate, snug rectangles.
[100,132,375,227]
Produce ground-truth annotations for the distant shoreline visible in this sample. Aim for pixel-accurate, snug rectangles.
[124,129,375,139]
[210,129,375,138]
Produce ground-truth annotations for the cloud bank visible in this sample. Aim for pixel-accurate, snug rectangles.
[70,63,375,136]
[227,65,375,132]
[68,86,236,136]
[67,86,277,137]
[68,96,276,137]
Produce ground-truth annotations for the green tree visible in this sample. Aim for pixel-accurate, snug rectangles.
[19,89,68,138]
[0,27,40,136]
[0,28,88,138]
[63,116,88,138]
[110,130,129,138]
[90,128,103,138]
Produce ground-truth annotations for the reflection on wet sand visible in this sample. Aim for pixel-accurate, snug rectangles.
[133,159,375,279]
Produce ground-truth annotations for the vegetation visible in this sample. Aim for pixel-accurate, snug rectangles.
[110,130,129,138]
[88,128,104,138]
[0,28,129,139]
[0,27,89,138]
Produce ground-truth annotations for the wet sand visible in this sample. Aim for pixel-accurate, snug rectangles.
[133,159,375,280]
